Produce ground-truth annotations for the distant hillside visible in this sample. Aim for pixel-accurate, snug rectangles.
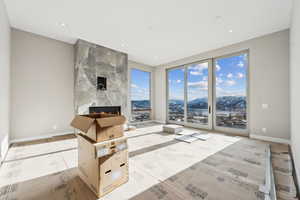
[168,99,184,105]
[216,96,246,110]
[131,100,150,109]
[188,97,208,109]
[168,96,246,110]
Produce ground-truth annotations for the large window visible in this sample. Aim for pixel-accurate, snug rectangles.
[130,68,151,122]
[167,68,185,122]
[187,62,209,125]
[167,51,248,134]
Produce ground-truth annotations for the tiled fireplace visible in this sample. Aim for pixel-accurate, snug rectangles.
[74,39,129,119]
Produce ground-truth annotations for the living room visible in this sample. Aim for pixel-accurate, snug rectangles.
[0,0,299,199]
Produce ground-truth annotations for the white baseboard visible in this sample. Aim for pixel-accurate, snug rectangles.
[130,120,166,125]
[10,130,74,144]
[153,120,166,124]
[250,134,290,144]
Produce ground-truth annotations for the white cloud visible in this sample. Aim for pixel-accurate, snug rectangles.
[216,87,245,96]
[131,83,150,100]
[237,61,244,68]
[188,81,208,87]
[237,73,244,79]
[131,87,149,100]
[226,80,236,86]
[131,91,149,100]
[242,54,248,61]
[189,63,208,75]
[131,84,138,88]
[138,88,146,93]
[190,71,202,76]
[216,77,223,85]
[203,76,208,81]
[188,81,208,90]
[216,64,221,71]
[227,73,233,78]
[176,79,182,83]
[188,88,208,100]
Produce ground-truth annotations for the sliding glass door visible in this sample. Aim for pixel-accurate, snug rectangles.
[213,52,248,133]
[167,51,248,135]
[167,60,213,129]
[186,60,212,129]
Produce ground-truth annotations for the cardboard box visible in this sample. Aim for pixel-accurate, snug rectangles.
[77,134,129,198]
[71,113,126,142]
[275,172,297,199]
[78,134,128,158]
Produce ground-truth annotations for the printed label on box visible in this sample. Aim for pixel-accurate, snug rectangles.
[112,170,121,181]
[97,148,109,157]
[117,143,127,151]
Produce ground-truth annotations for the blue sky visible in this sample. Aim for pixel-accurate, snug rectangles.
[215,53,247,98]
[168,53,247,100]
[131,69,150,101]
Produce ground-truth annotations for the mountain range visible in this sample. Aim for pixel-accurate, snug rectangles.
[131,100,150,109]
[169,96,246,110]
[132,96,246,110]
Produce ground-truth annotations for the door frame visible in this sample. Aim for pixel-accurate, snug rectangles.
[212,50,249,135]
[166,59,213,130]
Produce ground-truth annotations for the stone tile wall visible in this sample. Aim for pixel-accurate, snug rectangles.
[74,40,128,119]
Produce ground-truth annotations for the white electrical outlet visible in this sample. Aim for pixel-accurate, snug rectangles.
[262,104,269,109]
[262,128,267,133]
[53,125,57,130]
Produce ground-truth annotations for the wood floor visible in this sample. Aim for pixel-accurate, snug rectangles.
[0,124,293,200]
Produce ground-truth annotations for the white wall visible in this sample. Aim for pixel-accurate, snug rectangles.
[154,30,290,141]
[0,0,11,162]
[11,29,74,141]
[154,67,166,123]
[290,0,300,184]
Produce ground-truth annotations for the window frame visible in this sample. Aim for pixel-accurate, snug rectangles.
[212,50,249,135]
[129,67,153,123]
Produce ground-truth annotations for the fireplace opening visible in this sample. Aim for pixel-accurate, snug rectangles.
[89,106,121,115]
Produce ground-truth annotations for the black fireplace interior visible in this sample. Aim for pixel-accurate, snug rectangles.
[89,106,121,115]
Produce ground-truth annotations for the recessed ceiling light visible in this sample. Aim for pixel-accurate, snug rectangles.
[215,16,222,23]
[215,16,222,20]
[58,22,68,28]
[229,30,233,33]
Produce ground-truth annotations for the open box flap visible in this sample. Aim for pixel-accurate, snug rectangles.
[96,116,126,128]
[71,115,95,133]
